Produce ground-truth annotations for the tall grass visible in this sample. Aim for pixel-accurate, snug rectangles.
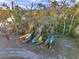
[38,15,78,38]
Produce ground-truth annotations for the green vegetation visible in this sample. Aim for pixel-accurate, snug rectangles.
[0,0,79,40]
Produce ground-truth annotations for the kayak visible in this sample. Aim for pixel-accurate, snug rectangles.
[23,34,32,43]
[32,32,41,44]
[19,34,31,43]
[34,36,43,45]
[49,35,55,45]
[45,36,55,49]
[38,36,43,43]
[32,35,47,45]
[45,38,50,45]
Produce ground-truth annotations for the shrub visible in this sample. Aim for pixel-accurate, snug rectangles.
[18,29,26,35]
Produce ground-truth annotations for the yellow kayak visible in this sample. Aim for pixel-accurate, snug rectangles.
[38,36,42,43]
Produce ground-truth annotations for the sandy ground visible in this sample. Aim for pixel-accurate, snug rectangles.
[0,33,79,59]
[0,36,19,49]
[0,33,40,59]
[0,57,25,59]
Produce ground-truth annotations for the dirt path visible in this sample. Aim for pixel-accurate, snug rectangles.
[23,36,79,59]
[55,36,79,59]
[0,35,20,49]
[0,34,40,59]
[0,34,79,59]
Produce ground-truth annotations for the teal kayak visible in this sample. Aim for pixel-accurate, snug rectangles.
[50,35,55,45]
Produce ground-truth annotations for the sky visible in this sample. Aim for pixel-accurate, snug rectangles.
[0,0,49,9]
[0,0,79,9]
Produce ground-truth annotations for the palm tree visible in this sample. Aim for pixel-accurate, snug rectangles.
[37,3,46,9]
[11,1,14,9]
[2,3,9,9]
